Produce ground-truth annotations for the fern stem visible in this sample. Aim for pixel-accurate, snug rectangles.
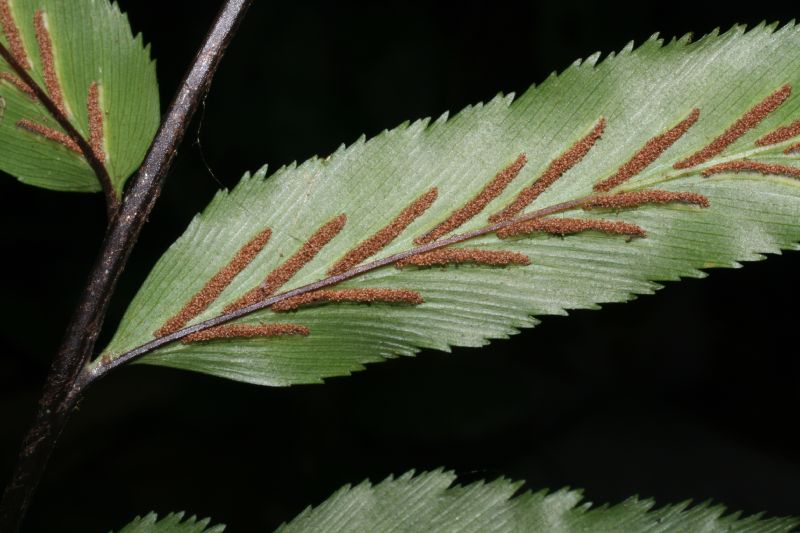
[0,1,254,531]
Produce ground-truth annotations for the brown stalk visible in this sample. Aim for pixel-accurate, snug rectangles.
[0,2,254,530]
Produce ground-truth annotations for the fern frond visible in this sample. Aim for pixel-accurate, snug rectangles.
[101,23,800,386]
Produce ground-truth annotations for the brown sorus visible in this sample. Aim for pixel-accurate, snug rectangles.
[755,118,800,147]
[416,154,527,244]
[595,109,700,192]
[490,119,606,223]
[0,0,30,69]
[183,323,310,344]
[498,217,646,239]
[87,81,105,163]
[155,228,273,337]
[583,190,710,210]
[701,159,800,180]
[17,118,81,154]
[226,214,347,312]
[34,9,66,115]
[674,84,792,169]
[272,288,424,312]
[396,248,530,268]
[0,71,35,98]
[329,188,438,275]
[786,141,800,155]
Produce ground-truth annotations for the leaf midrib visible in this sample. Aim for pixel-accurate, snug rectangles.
[92,120,800,375]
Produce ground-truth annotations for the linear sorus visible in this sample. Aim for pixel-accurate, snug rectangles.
[490,119,606,223]
[87,82,105,163]
[154,228,273,337]
[594,109,700,192]
[415,154,527,244]
[329,188,438,275]
[182,323,310,344]
[16,119,81,154]
[34,10,67,115]
[225,214,347,312]
[0,0,30,69]
[674,84,792,169]
[497,217,646,239]
[396,248,531,268]
[755,118,800,146]
[271,288,424,312]
[786,142,800,155]
[0,72,34,98]
[583,190,710,210]
[701,159,800,179]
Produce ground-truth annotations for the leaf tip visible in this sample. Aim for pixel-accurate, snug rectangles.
[253,165,269,179]
[620,39,635,54]
[434,109,450,124]
[677,31,694,45]
[584,51,602,67]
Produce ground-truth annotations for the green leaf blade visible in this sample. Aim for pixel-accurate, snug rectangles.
[0,0,159,193]
[114,512,225,533]
[103,23,800,386]
[276,470,799,532]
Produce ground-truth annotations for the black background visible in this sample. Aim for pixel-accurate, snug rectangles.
[1,1,799,531]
